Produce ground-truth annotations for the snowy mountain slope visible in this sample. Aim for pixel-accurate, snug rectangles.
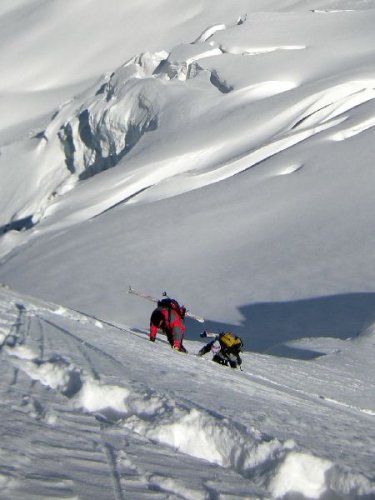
[1,2,375,340]
[1,286,375,499]
[1,0,375,498]
[3,6,375,232]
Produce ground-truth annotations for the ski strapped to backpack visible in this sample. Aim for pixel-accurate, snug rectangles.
[128,286,205,323]
[157,294,186,322]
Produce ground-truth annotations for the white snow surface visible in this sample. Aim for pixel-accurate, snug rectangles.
[1,0,375,498]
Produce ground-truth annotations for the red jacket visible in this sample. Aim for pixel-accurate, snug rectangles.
[150,306,185,344]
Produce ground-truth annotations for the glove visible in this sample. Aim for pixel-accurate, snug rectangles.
[200,330,208,338]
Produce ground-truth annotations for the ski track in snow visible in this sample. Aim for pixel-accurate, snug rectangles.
[0,289,266,499]
[241,370,375,420]
[1,286,375,499]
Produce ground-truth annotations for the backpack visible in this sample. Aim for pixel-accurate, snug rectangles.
[219,332,243,353]
[157,297,186,319]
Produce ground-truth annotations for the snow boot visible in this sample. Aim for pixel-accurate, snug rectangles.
[172,341,187,353]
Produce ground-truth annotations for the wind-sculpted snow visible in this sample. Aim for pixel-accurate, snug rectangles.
[1,287,375,499]
[53,17,307,188]
[2,7,375,241]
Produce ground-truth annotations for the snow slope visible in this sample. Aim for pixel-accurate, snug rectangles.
[1,0,375,498]
[1,285,375,499]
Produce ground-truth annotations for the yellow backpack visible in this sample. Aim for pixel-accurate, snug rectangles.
[219,332,243,352]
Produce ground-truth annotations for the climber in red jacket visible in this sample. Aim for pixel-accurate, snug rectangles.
[149,296,187,352]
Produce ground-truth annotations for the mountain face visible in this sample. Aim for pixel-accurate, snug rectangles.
[1,2,375,498]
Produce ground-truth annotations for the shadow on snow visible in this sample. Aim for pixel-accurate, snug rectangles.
[186,293,375,360]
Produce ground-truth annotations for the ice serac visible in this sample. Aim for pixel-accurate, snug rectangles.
[55,36,226,186]
[58,51,168,181]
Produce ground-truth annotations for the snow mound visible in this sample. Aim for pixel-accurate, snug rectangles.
[270,451,374,499]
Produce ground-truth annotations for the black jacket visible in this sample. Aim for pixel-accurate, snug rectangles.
[198,338,242,368]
